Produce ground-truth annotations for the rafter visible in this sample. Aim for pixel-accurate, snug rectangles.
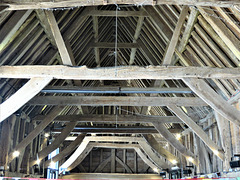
[129,12,145,65]
[45,10,74,66]
[198,7,240,60]
[0,10,32,52]
[162,6,188,65]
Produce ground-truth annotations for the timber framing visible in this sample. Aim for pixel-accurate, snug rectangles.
[1,0,240,176]
[33,114,182,123]
[2,0,240,10]
[27,96,207,106]
[1,66,240,79]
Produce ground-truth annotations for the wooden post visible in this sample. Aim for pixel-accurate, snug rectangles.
[215,112,232,171]
[0,115,16,174]
[111,149,116,173]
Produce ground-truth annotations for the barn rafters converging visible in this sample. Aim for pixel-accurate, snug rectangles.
[0,0,240,178]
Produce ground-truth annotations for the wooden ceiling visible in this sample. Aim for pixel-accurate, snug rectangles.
[0,0,240,176]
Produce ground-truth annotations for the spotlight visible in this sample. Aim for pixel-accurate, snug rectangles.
[213,150,219,155]
[171,159,177,165]
[13,151,20,157]
[176,133,181,140]
[187,157,194,163]
[36,159,41,165]
[153,168,159,173]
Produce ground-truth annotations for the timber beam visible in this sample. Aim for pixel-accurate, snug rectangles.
[0,77,52,122]
[91,42,139,48]
[44,134,86,167]
[33,114,182,124]
[29,121,77,167]
[143,134,180,165]
[168,105,224,160]
[183,78,240,126]
[2,0,239,10]
[7,106,65,164]
[51,125,183,134]
[27,96,207,107]
[1,65,240,80]
[41,86,192,94]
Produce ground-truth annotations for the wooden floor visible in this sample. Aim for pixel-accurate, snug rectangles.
[62,173,162,179]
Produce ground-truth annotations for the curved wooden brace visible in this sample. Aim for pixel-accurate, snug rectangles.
[59,141,90,172]
[168,105,224,161]
[183,78,240,126]
[64,144,93,172]
[44,134,86,167]
[116,156,133,173]
[8,106,64,164]
[134,148,159,171]
[153,122,198,165]
[0,77,52,122]
[138,141,171,169]
[143,134,180,165]
[29,121,78,167]
[94,156,111,173]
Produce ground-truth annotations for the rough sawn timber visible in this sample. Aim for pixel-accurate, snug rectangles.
[1,65,240,79]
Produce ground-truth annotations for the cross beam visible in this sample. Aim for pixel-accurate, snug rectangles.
[2,0,239,10]
[33,114,182,124]
[27,96,207,107]
[1,65,240,80]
